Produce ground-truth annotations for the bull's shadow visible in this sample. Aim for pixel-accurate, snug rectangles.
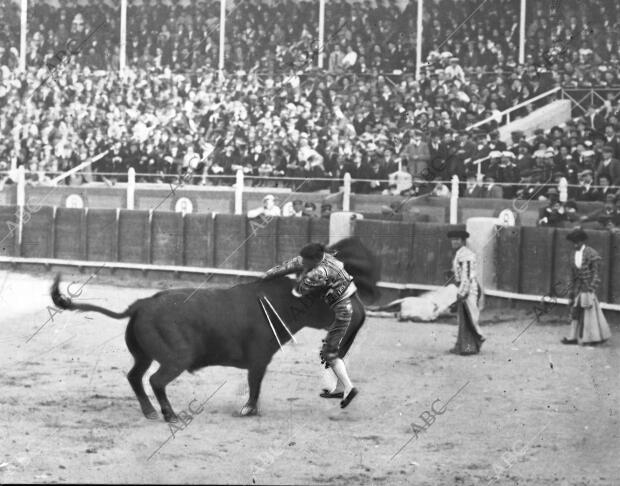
[50,237,380,422]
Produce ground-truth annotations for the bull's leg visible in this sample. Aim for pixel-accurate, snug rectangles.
[127,357,157,420]
[240,360,268,417]
[125,321,158,420]
[149,365,184,423]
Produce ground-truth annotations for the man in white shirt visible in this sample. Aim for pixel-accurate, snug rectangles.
[341,45,358,69]
[445,57,466,83]
[247,194,282,219]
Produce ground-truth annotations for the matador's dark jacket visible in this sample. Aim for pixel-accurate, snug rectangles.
[567,245,602,299]
[264,252,357,307]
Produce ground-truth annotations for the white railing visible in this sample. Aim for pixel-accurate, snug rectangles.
[467,86,562,132]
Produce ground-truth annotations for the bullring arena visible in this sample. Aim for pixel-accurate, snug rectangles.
[1,269,618,485]
[3,0,620,484]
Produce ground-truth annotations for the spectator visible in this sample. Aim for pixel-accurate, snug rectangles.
[402,129,430,179]
[282,199,304,217]
[302,201,318,218]
[328,44,344,72]
[341,44,358,70]
[463,170,483,198]
[576,169,598,201]
[538,190,567,227]
[481,174,503,199]
[595,145,620,186]
[430,176,450,197]
[603,123,620,158]
[247,194,281,218]
[320,203,332,219]
[593,175,615,202]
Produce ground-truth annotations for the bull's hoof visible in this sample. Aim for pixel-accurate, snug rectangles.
[239,405,258,417]
[163,411,179,423]
[144,410,159,420]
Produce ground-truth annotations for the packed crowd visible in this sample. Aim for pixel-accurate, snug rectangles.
[3,0,620,79]
[0,0,619,209]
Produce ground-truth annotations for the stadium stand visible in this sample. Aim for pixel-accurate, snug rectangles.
[0,0,619,232]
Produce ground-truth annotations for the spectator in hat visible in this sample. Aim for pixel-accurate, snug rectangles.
[402,129,430,179]
[302,201,318,218]
[602,123,620,158]
[320,204,332,219]
[562,228,611,346]
[509,130,525,152]
[593,175,615,202]
[428,129,449,179]
[537,189,567,227]
[576,170,598,201]
[564,200,581,226]
[580,149,598,172]
[595,145,620,186]
[463,169,483,198]
[247,194,281,218]
[481,174,503,199]
[487,129,507,152]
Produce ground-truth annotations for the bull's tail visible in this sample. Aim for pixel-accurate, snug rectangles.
[51,273,133,319]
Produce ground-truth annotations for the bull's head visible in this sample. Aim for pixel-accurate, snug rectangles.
[328,237,381,304]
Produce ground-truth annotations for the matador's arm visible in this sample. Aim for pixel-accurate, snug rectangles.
[263,256,304,280]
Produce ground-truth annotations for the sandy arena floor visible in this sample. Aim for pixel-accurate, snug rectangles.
[0,269,618,485]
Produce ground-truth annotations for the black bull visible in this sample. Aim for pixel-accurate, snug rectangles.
[50,237,381,422]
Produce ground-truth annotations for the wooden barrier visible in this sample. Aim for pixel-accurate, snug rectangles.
[353,219,414,283]
[0,205,18,257]
[2,201,620,306]
[610,233,620,305]
[411,223,465,285]
[118,210,150,264]
[519,226,555,295]
[54,208,86,260]
[86,209,118,261]
[21,206,54,258]
[495,226,521,293]
[309,218,330,245]
[276,217,311,262]
[151,211,184,266]
[213,214,246,269]
[183,213,215,267]
[246,216,278,271]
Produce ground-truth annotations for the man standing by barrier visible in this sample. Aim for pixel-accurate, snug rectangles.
[447,230,485,355]
[562,228,611,346]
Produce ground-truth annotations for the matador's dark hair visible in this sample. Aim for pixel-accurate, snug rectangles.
[300,242,326,260]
